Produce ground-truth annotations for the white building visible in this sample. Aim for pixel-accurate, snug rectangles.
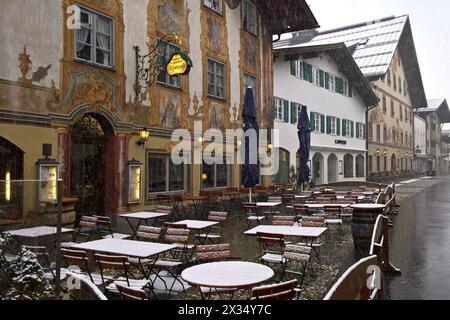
[414,115,427,173]
[272,40,378,186]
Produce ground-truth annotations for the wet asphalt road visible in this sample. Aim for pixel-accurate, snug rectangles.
[385,177,450,300]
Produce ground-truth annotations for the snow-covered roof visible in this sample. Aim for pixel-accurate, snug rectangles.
[274,15,428,108]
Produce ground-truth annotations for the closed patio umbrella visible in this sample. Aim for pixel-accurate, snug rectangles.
[298,105,311,190]
[242,87,259,202]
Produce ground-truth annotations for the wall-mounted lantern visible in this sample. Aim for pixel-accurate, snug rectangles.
[137,128,150,147]
[36,144,60,203]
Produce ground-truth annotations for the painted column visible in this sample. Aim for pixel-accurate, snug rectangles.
[55,125,70,197]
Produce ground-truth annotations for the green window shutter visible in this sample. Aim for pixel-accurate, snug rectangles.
[326,116,331,134]
[351,121,355,138]
[319,70,325,87]
[356,123,360,138]
[320,114,325,134]
[290,60,296,76]
[283,100,290,123]
[308,64,313,83]
[342,119,347,136]
[363,124,367,139]
[336,118,341,136]
[303,62,309,81]
[290,102,297,124]
[325,73,330,89]
[310,112,315,131]
[349,86,353,97]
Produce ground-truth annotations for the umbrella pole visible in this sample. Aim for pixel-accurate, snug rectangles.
[249,188,252,203]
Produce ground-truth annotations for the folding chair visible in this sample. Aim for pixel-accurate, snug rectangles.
[116,283,150,300]
[298,217,325,264]
[196,211,228,244]
[256,232,286,279]
[282,244,312,288]
[272,215,295,226]
[250,279,300,300]
[243,203,265,227]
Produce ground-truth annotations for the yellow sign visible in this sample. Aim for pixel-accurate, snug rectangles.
[167,53,192,76]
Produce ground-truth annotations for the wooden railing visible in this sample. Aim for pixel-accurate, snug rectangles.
[324,214,401,300]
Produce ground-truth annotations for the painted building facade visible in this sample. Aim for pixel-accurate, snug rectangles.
[0,0,318,222]
[414,115,427,174]
[272,40,378,186]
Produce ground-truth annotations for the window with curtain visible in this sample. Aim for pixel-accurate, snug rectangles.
[207,58,226,99]
[147,153,186,196]
[157,41,182,88]
[243,0,257,35]
[75,7,114,68]
[204,0,222,14]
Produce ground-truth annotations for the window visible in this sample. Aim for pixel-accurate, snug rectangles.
[343,80,348,96]
[368,122,373,141]
[204,0,222,14]
[343,120,353,137]
[75,7,114,68]
[274,98,284,121]
[393,73,397,91]
[376,125,381,142]
[202,158,230,189]
[383,126,387,143]
[387,70,391,86]
[157,41,182,88]
[400,105,403,121]
[399,77,402,94]
[329,75,335,92]
[403,80,407,96]
[243,0,257,35]
[391,100,395,117]
[401,132,404,146]
[243,72,257,103]
[357,123,365,139]
[392,128,397,144]
[147,153,186,195]
[382,96,387,113]
[291,59,304,79]
[369,156,373,172]
[329,117,337,135]
[313,113,321,133]
[344,154,354,178]
[384,156,387,172]
[376,156,380,172]
[207,59,226,99]
[312,67,320,86]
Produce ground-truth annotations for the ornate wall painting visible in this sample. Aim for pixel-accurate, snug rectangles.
[158,3,181,35]
[159,93,181,129]
[243,38,257,69]
[207,17,222,54]
[209,102,225,132]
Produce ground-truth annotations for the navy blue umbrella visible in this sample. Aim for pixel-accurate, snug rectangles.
[242,87,259,200]
[298,105,311,188]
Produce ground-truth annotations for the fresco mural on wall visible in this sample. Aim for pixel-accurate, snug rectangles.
[158,3,181,35]
[209,101,225,132]
[159,92,181,129]
[207,17,222,54]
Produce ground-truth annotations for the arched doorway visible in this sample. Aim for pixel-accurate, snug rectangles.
[0,137,24,220]
[391,154,397,172]
[327,154,338,183]
[356,155,365,178]
[312,153,324,186]
[274,148,290,184]
[70,113,114,217]
[344,154,354,178]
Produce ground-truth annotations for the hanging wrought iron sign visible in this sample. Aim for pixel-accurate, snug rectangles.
[167,52,192,77]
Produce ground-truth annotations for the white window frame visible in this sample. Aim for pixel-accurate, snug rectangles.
[344,120,352,138]
[204,0,222,14]
[207,58,226,100]
[202,157,231,189]
[312,67,320,86]
[296,104,302,124]
[274,98,284,122]
[330,117,337,136]
[313,113,321,133]
[75,6,115,69]
[296,60,304,79]
[343,80,348,96]
[358,123,364,139]
[329,75,336,92]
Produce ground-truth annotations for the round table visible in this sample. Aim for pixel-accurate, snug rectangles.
[181,261,274,290]
[350,204,386,253]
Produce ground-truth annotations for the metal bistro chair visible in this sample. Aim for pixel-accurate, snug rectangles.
[272,215,296,226]
[256,232,286,279]
[196,211,228,244]
[61,248,105,286]
[116,283,150,301]
[298,217,325,265]
[250,279,300,301]
[324,206,343,238]
[194,244,239,300]
[93,215,130,240]
[282,244,312,288]
[243,203,265,227]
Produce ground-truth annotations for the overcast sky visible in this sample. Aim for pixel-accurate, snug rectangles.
[306,0,450,128]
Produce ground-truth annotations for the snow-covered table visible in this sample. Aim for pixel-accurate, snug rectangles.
[4,226,73,238]
[173,220,219,244]
[119,211,170,239]
[181,261,274,298]
[244,225,327,239]
[256,202,282,207]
